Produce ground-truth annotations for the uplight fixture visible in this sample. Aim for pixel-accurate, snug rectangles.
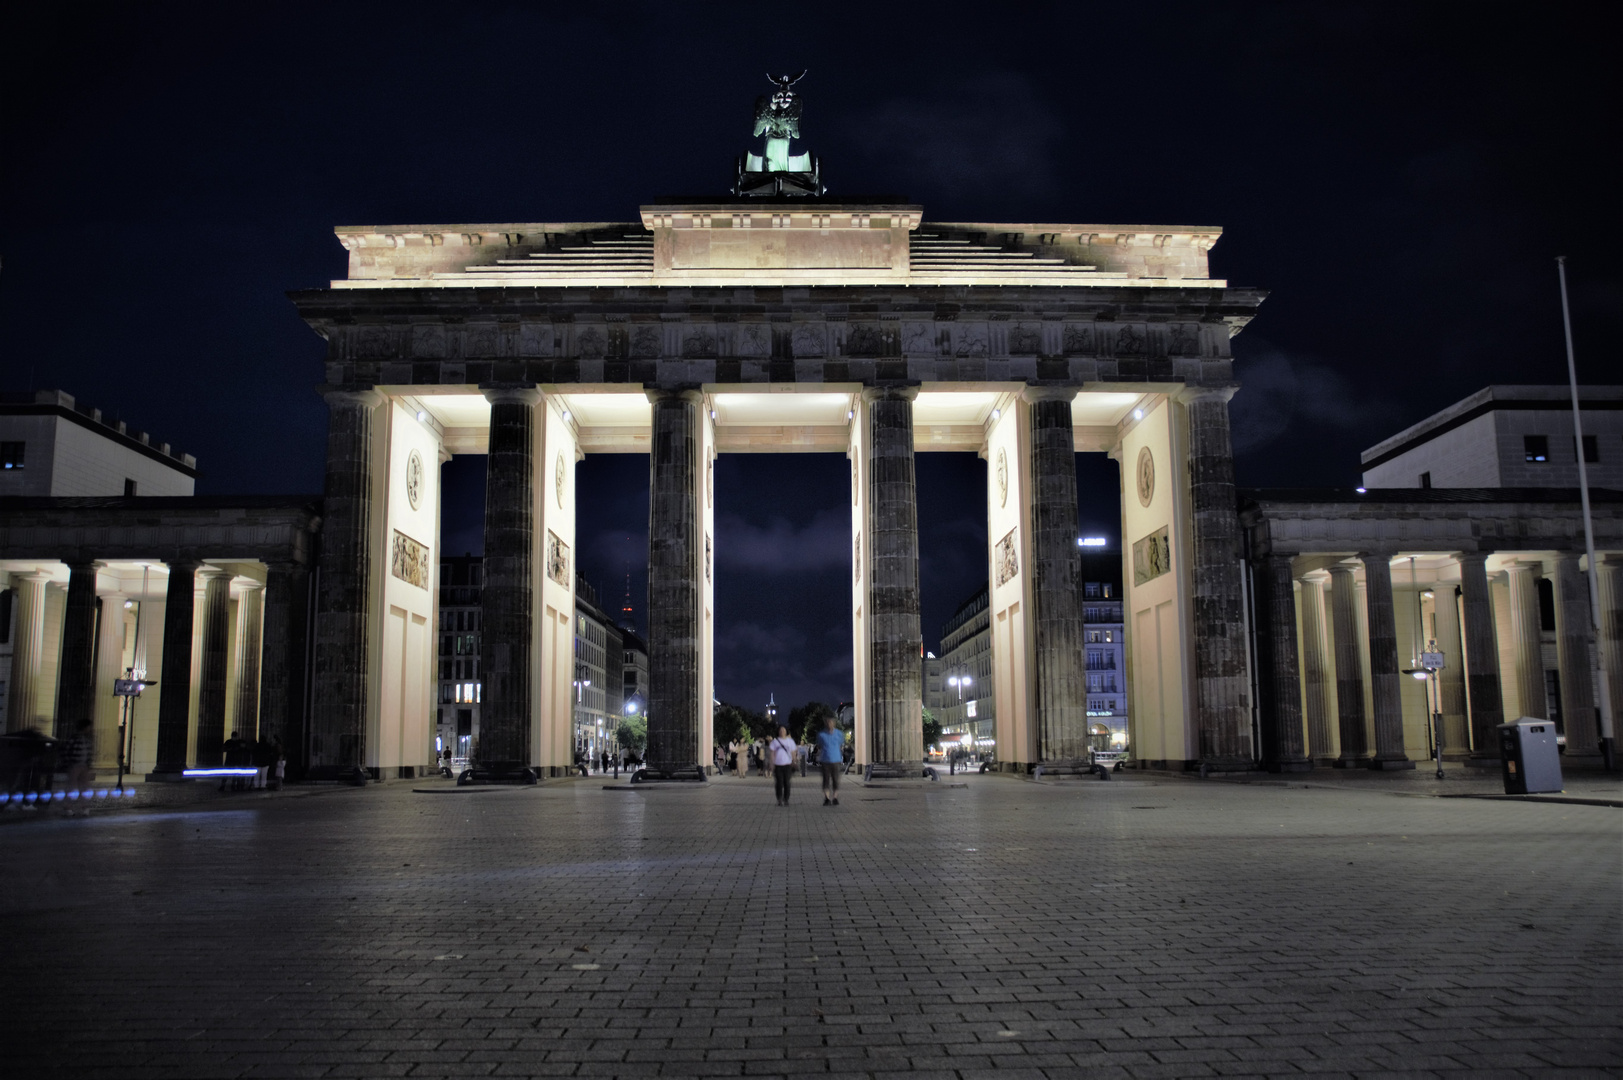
[1356,487,1367,494]
[991,408,1001,420]
[1132,408,1144,420]
[1079,537,1108,547]
[416,410,427,422]
[562,410,572,422]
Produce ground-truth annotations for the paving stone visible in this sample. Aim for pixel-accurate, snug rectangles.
[0,773,1617,1077]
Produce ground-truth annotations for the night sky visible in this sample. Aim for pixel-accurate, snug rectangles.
[3,3,1616,713]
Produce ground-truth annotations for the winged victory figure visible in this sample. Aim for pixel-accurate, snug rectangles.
[734,70,823,195]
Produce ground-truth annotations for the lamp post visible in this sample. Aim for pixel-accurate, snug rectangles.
[572,662,591,761]
[1404,642,1447,780]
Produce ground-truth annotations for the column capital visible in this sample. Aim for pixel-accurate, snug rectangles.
[644,387,704,406]
[1453,550,1491,567]
[1175,384,1238,406]
[1020,384,1077,405]
[163,556,204,575]
[480,384,542,407]
[320,385,385,409]
[1603,552,1623,568]
[860,384,919,403]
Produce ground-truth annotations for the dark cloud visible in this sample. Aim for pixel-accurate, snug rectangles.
[847,72,1063,203]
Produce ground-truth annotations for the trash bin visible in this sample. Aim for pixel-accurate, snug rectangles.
[1496,718,1563,795]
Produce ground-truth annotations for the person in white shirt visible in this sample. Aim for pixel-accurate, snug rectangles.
[767,726,798,806]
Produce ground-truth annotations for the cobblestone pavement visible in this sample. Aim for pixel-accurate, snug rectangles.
[1,772,1618,1079]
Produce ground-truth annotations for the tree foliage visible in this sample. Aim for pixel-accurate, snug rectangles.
[615,716,647,751]
[787,701,836,742]
[922,707,942,751]
[713,701,770,746]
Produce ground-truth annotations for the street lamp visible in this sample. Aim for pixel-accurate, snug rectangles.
[1403,641,1447,780]
[947,671,973,700]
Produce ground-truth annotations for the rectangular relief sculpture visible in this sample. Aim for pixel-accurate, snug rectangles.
[1132,526,1172,585]
[995,528,1019,586]
[547,530,570,587]
[390,530,430,589]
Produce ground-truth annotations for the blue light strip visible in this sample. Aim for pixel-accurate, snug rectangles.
[181,768,261,777]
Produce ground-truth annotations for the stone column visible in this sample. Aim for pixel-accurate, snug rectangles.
[1327,565,1369,766]
[478,386,540,770]
[93,591,127,769]
[646,389,703,774]
[1256,554,1310,771]
[5,571,50,732]
[1431,584,1470,757]
[865,386,924,769]
[52,561,100,738]
[233,582,264,741]
[1024,387,1086,762]
[1298,574,1336,762]
[1457,552,1504,759]
[309,387,382,776]
[193,568,232,766]
[1505,561,1549,721]
[258,559,309,766]
[1553,553,1600,760]
[1361,554,1412,769]
[1180,388,1253,767]
[152,558,201,777]
[1601,555,1623,752]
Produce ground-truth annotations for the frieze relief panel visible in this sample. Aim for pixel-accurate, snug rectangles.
[790,324,825,358]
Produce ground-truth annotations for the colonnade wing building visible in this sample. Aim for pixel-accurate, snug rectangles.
[289,202,1263,778]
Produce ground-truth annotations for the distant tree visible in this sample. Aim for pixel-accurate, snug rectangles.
[615,716,647,751]
[788,701,836,742]
[922,707,942,751]
[714,702,772,745]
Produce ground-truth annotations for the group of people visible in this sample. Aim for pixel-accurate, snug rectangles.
[720,716,849,806]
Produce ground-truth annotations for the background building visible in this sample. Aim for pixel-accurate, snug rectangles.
[573,574,623,763]
[0,389,197,497]
[934,585,993,751]
[621,628,648,719]
[1081,563,1128,749]
[436,555,482,760]
[1360,385,1623,490]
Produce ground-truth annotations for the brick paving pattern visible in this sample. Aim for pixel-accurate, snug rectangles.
[1,772,1618,1078]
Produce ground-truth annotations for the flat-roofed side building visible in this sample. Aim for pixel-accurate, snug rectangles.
[1361,385,1623,490]
[0,390,197,498]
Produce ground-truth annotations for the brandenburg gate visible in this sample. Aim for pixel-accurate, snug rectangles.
[289,81,1265,781]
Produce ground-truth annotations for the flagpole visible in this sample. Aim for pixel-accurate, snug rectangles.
[1556,256,1615,770]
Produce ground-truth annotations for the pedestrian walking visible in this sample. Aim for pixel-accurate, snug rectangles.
[62,719,94,813]
[768,726,797,806]
[816,716,844,806]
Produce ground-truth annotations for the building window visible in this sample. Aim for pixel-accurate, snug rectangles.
[1085,583,1102,599]
[0,442,23,469]
[1524,435,1548,463]
[1087,630,1101,643]
[1574,435,1599,463]
[123,478,138,495]
[1104,630,1114,643]
[1419,471,1431,488]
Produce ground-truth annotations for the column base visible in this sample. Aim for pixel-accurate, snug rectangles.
[1368,757,1416,771]
[631,766,707,783]
[459,762,540,785]
[1333,756,1371,769]
[1267,760,1314,773]
[304,764,372,786]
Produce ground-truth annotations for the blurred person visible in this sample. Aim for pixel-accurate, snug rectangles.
[816,716,844,807]
[768,725,797,806]
[62,719,95,814]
